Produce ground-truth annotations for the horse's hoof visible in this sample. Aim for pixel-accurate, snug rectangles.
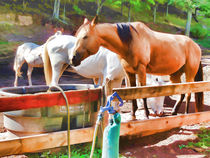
[145,111,150,119]
[171,111,177,115]
[158,111,164,117]
[131,115,137,121]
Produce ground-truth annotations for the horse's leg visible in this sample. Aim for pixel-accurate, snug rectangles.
[51,63,69,85]
[194,62,204,112]
[14,59,25,87]
[59,64,69,79]
[126,72,138,120]
[170,70,185,115]
[184,62,203,113]
[136,65,149,118]
[93,78,99,86]
[51,63,64,85]
[14,71,18,87]
[27,65,33,86]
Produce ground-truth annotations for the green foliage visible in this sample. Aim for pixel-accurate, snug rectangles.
[195,37,210,49]
[73,5,85,15]
[170,0,208,11]
[199,0,210,18]
[26,143,102,158]
[179,128,210,154]
[188,128,210,149]
[0,23,13,32]
[179,144,187,149]
[190,24,208,39]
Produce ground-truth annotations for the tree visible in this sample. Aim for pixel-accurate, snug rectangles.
[147,0,168,23]
[166,0,173,17]
[114,0,141,22]
[88,0,114,15]
[170,0,207,36]
[52,0,60,19]
[96,0,106,15]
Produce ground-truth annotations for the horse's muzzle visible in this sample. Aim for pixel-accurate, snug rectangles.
[71,53,81,66]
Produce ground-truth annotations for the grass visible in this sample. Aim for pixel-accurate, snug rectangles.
[0,41,19,56]
[26,143,102,158]
[160,14,186,29]
[179,127,210,155]
[25,142,132,158]
[195,36,210,49]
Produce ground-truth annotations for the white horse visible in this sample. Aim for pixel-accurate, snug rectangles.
[43,33,165,116]
[13,42,44,87]
[137,74,165,116]
[43,34,125,95]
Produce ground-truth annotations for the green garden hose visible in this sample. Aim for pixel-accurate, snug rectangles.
[49,85,71,158]
[90,92,123,158]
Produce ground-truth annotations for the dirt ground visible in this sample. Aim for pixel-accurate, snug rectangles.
[0,57,209,158]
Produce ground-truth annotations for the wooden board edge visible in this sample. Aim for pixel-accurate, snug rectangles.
[0,127,94,156]
[120,111,210,137]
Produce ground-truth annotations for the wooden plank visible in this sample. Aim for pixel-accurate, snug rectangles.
[0,111,209,156]
[113,81,210,100]
[0,88,101,112]
[0,127,94,156]
[120,111,210,137]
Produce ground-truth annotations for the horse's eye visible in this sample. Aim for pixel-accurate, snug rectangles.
[83,36,88,39]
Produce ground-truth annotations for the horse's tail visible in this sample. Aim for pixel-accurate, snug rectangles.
[13,46,24,77]
[43,31,63,85]
[194,61,203,112]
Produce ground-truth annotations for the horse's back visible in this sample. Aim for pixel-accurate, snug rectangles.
[47,35,76,49]
[24,44,44,66]
[103,48,125,80]
[143,30,201,75]
[20,42,39,50]
[46,35,76,66]
[73,47,108,78]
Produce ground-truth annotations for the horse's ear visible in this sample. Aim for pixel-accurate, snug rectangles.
[91,15,98,26]
[83,18,89,24]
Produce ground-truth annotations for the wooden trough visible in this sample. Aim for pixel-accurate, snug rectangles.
[0,81,210,156]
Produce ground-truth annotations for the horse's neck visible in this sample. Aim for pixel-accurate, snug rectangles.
[96,24,127,58]
[73,49,106,78]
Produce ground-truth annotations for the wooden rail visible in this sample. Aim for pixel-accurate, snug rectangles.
[0,111,209,156]
[120,111,210,137]
[0,81,209,156]
[0,88,101,112]
[113,81,210,100]
[0,127,95,156]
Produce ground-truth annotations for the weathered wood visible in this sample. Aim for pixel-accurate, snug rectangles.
[120,111,210,137]
[0,127,95,156]
[0,88,101,112]
[0,111,209,156]
[113,81,210,100]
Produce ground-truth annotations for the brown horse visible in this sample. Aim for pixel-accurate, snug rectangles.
[69,17,203,119]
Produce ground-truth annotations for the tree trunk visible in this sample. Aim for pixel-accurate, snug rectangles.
[96,0,106,15]
[53,0,60,19]
[185,8,192,36]
[166,3,168,17]
[153,4,157,23]
[121,0,123,16]
[23,0,26,10]
[128,2,131,22]
[62,0,66,21]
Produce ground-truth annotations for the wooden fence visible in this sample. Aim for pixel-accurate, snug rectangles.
[0,81,210,156]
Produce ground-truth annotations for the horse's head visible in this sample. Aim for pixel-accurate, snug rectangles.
[70,16,100,66]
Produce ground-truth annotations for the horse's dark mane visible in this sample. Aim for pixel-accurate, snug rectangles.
[116,23,137,45]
